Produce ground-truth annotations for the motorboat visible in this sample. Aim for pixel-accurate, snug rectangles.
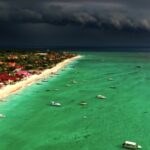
[122,141,142,149]
[79,101,87,106]
[71,80,77,84]
[54,89,59,91]
[96,95,106,99]
[109,86,116,89]
[50,101,61,107]
[108,77,113,81]
[0,114,6,118]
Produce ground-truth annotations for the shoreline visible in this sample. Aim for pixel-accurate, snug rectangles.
[0,55,81,101]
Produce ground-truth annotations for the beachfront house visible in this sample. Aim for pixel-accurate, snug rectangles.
[16,70,31,78]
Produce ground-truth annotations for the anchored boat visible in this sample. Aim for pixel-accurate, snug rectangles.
[79,101,87,106]
[96,94,106,99]
[0,114,6,118]
[122,141,142,149]
[50,101,61,107]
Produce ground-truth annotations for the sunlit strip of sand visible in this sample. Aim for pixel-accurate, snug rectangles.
[0,55,81,101]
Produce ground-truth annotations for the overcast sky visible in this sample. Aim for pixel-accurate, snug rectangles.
[0,0,150,48]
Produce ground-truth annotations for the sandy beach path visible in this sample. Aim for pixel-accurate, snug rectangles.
[0,55,81,101]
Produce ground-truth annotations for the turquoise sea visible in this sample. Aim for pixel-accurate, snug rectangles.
[0,52,150,150]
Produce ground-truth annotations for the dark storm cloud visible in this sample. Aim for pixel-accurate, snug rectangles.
[0,0,150,30]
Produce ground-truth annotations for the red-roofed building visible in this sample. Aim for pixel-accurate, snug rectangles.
[0,61,4,65]
[8,62,16,67]
[16,70,31,77]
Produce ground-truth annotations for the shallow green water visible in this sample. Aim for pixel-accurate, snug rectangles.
[0,52,150,150]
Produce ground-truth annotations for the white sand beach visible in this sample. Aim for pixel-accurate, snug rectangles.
[0,55,81,100]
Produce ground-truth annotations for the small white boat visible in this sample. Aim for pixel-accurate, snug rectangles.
[79,101,87,106]
[122,141,142,149]
[71,80,77,84]
[108,77,113,81]
[50,101,61,107]
[54,89,59,91]
[0,114,6,118]
[96,95,106,99]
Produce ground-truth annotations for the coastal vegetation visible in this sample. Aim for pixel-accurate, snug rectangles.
[0,51,76,88]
